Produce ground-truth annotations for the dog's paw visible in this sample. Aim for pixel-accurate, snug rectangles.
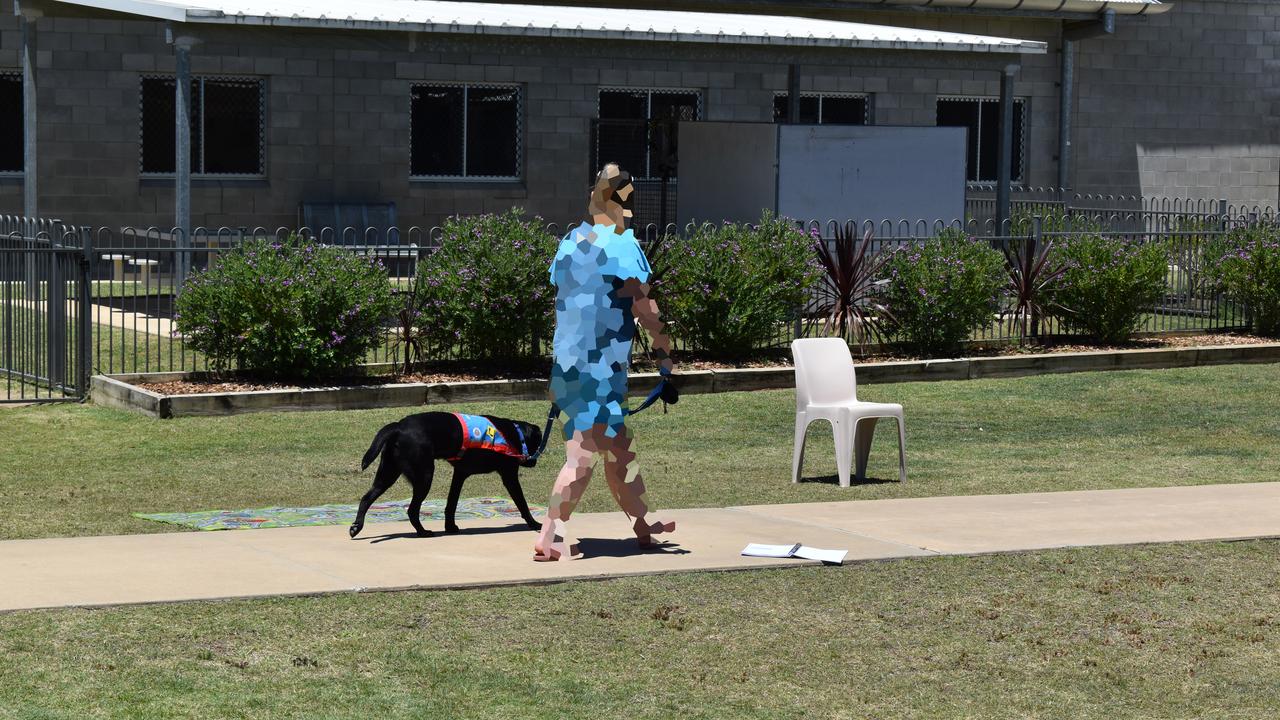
[348,523,362,539]
[444,524,460,534]
[524,519,541,531]
[415,528,434,537]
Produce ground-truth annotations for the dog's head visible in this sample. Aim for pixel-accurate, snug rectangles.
[516,420,543,468]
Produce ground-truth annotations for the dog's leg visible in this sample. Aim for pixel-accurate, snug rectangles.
[499,465,540,530]
[444,468,467,534]
[404,463,435,537]
[350,457,400,539]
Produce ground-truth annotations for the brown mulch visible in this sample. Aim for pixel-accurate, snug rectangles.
[133,333,1275,396]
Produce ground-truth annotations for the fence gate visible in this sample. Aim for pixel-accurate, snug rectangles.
[0,224,90,402]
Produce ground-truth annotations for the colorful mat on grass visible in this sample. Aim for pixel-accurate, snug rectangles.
[134,497,545,531]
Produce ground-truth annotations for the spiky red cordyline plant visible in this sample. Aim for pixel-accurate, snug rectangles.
[1003,235,1068,341]
[813,222,892,354]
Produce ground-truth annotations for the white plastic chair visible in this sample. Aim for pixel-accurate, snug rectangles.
[791,338,907,487]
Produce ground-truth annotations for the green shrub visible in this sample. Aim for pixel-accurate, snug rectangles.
[175,237,394,379]
[414,210,558,361]
[653,213,821,357]
[1049,234,1167,344]
[878,229,1005,357]
[1208,224,1280,337]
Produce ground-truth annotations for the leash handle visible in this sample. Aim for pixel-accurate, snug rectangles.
[525,403,559,462]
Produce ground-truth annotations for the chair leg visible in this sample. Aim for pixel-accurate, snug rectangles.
[895,416,908,483]
[791,413,808,484]
[833,418,853,488]
[854,416,879,482]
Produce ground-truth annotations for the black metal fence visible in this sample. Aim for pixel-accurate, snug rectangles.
[1,197,1270,401]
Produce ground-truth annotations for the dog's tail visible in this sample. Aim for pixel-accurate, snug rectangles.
[361,422,400,471]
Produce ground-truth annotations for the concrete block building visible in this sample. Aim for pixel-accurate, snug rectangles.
[0,0,1275,231]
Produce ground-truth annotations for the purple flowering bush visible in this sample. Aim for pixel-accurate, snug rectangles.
[1048,234,1167,344]
[878,229,1005,357]
[652,212,821,357]
[1208,224,1280,337]
[413,210,557,361]
[174,237,394,379]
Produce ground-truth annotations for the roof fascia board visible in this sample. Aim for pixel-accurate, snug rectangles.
[203,14,1046,52]
[684,0,1102,21]
[52,0,187,21]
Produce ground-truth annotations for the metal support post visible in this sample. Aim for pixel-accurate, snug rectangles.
[996,64,1018,236]
[172,31,197,291]
[1057,39,1074,193]
[18,1,41,299]
[787,64,801,123]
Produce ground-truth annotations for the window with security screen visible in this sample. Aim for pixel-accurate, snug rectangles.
[410,84,521,179]
[596,89,700,180]
[139,75,265,176]
[0,72,21,173]
[935,96,1025,183]
[772,93,869,125]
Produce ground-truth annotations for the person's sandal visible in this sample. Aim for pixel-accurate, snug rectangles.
[533,541,582,562]
[634,517,676,548]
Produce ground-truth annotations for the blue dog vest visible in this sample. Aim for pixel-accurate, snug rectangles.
[448,413,528,463]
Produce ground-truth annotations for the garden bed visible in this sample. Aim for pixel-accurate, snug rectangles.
[90,334,1280,418]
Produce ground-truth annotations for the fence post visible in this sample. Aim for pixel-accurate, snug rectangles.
[1029,214,1043,339]
[78,226,93,397]
[1217,198,1229,231]
[46,235,66,391]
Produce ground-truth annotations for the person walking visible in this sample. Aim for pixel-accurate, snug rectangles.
[534,163,677,561]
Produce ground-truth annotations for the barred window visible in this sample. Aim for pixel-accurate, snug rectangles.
[936,96,1025,184]
[139,76,265,176]
[0,72,21,173]
[410,84,521,179]
[772,93,869,125]
[596,89,701,180]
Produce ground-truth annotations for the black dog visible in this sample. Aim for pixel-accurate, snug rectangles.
[350,411,543,539]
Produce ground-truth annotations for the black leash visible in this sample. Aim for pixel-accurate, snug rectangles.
[524,371,677,463]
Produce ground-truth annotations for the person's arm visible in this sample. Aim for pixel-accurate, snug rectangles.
[622,278,673,375]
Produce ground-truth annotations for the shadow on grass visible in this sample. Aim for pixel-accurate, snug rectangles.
[797,474,901,486]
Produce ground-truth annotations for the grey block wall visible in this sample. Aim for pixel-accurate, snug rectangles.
[0,8,1052,229]
[1072,0,1279,207]
[0,1,1273,228]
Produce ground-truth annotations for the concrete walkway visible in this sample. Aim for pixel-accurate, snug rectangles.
[3,482,1279,612]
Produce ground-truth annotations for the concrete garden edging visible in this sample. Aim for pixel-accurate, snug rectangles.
[90,342,1280,419]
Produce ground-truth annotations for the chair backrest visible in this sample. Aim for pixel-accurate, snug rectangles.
[791,338,857,409]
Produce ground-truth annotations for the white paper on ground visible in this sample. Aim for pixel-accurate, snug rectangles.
[740,543,847,565]
[793,546,848,565]
[741,543,802,558]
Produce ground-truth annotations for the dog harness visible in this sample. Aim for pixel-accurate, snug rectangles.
[447,413,529,463]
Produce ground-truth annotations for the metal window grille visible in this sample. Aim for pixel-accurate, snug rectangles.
[596,88,702,181]
[0,71,21,174]
[772,92,871,125]
[936,95,1026,185]
[138,75,266,177]
[409,83,523,181]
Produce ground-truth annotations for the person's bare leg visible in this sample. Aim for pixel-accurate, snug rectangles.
[601,427,675,546]
[534,430,597,561]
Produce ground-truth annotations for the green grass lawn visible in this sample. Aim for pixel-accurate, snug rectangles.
[3,364,1279,717]
[1,363,1277,541]
[0,539,1276,718]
